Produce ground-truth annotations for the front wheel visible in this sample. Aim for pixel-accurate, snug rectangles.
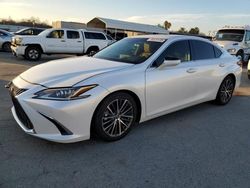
[25,46,41,61]
[93,92,138,141]
[215,76,235,105]
[2,42,11,52]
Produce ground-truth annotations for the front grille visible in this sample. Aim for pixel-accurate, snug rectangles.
[8,83,33,130]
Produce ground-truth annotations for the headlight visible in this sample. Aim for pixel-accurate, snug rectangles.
[227,48,237,53]
[33,85,98,100]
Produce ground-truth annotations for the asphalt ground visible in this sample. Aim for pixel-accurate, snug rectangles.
[0,52,250,188]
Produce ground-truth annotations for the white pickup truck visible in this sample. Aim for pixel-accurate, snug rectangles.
[11,28,115,61]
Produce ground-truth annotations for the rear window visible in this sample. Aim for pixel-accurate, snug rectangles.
[84,32,106,40]
[191,40,215,60]
[214,46,222,58]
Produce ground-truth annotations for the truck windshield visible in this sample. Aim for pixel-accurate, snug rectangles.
[215,29,245,42]
[94,38,166,64]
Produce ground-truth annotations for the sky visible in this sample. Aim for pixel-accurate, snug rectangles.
[1,0,250,34]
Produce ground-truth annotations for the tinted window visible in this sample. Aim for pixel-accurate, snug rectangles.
[191,40,215,60]
[85,32,106,40]
[47,30,64,39]
[0,31,7,36]
[165,40,191,62]
[214,46,222,58]
[106,35,113,40]
[33,29,43,35]
[67,31,80,39]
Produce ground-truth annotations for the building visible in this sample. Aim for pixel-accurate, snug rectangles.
[87,17,169,40]
[52,21,86,30]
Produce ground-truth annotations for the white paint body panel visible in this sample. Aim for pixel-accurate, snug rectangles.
[10,35,242,143]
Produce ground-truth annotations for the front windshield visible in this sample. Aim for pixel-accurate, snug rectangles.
[215,29,245,42]
[94,37,166,64]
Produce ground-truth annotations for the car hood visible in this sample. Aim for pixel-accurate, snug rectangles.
[213,40,240,49]
[20,57,133,87]
[14,35,42,43]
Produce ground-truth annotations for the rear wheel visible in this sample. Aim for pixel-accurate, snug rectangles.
[86,47,99,56]
[25,46,41,61]
[215,76,235,105]
[93,92,138,141]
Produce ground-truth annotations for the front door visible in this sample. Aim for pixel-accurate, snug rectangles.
[145,40,200,117]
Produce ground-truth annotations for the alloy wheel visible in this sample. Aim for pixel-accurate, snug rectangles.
[28,49,39,60]
[102,99,134,137]
[219,77,234,104]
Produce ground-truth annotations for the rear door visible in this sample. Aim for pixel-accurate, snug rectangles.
[189,40,223,99]
[66,30,83,53]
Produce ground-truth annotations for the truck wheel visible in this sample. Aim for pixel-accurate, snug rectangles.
[86,47,99,56]
[25,46,41,61]
[2,42,11,52]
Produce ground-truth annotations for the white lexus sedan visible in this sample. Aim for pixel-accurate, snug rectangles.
[7,35,242,143]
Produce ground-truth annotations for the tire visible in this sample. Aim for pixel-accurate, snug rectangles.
[2,42,11,52]
[215,76,235,105]
[86,47,99,56]
[93,92,138,141]
[25,46,41,61]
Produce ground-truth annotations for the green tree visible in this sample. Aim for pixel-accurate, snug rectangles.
[164,20,172,30]
[189,27,200,35]
[178,27,188,33]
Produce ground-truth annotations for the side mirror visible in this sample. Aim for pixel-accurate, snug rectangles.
[159,58,181,68]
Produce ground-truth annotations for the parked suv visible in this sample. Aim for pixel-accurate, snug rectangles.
[14,28,45,36]
[11,28,116,61]
[214,26,250,62]
[0,29,13,52]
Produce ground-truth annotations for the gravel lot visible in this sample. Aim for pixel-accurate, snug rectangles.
[0,52,250,188]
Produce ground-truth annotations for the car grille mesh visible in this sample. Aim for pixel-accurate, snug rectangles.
[9,83,33,130]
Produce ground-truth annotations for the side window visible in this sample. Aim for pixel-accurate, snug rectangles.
[34,29,42,35]
[191,40,215,60]
[84,32,106,40]
[67,31,80,39]
[165,40,191,62]
[47,30,64,39]
[214,46,222,58]
[106,35,113,40]
[0,31,7,37]
[23,29,33,35]
[245,31,250,42]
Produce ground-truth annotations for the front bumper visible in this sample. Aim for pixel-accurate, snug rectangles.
[8,76,109,143]
[11,45,26,57]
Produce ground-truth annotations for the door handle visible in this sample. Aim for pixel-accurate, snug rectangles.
[186,68,197,73]
[61,40,66,42]
[77,41,81,43]
[219,63,226,67]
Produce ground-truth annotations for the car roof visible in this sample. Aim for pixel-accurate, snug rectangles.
[130,34,210,41]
